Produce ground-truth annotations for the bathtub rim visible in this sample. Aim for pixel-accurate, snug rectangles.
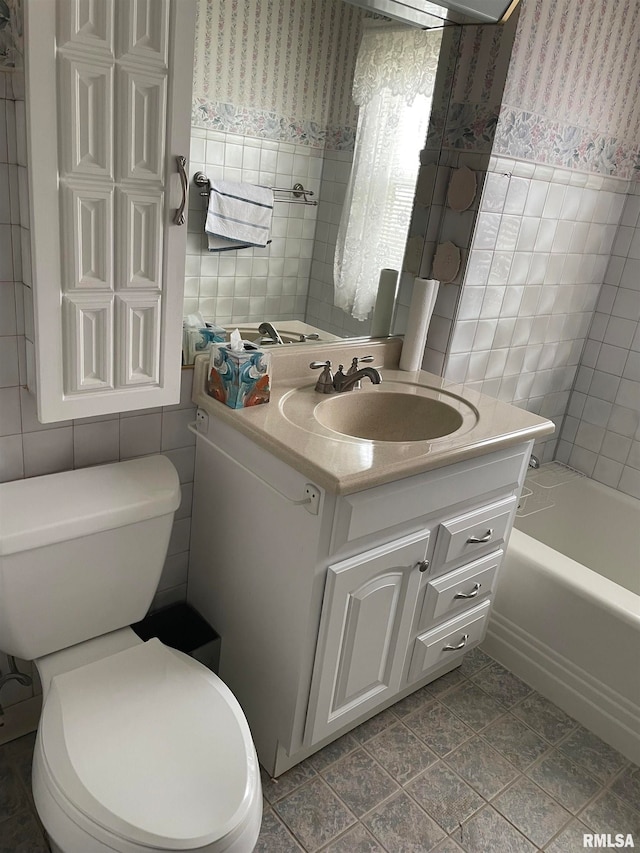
[507,527,640,629]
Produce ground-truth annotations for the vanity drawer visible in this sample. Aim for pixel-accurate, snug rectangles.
[417,549,502,631]
[408,600,491,683]
[433,496,516,573]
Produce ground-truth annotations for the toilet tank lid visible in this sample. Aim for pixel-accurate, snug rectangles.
[0,456,181,556]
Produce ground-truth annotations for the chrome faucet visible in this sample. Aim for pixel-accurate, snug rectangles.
[333,365,382,392]
[258,321,284,345]
[529,454,540,469]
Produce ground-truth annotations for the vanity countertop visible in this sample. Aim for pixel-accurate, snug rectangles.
[192,339,554,495]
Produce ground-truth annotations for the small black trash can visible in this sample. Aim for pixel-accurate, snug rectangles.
[132,602,221,674]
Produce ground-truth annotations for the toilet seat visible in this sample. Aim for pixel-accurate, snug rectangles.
[37,639,260,851]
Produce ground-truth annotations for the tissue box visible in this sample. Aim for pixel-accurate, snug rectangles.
[207,343,271,409]
[182,323,226,365]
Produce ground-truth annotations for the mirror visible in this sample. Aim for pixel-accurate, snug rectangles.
[184,0,465,344]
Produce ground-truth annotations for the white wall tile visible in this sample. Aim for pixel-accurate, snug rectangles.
[0,433,23,482]
[23,427,74,478]
[73,420,120,468]
[0,386,21,435]
[119,413,162,459]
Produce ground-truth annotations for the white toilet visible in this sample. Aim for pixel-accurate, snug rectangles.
[0,455,262,853]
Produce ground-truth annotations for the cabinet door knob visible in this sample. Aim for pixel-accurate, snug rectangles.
[454,582,481,599]
[417,560,430,572]
[466,528,493,544]
[443,633,469,652]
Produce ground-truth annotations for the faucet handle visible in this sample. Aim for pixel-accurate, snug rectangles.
[310,360,334,394]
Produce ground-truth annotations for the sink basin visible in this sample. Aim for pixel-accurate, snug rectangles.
[315,392,465,441]
[280,381,479,443]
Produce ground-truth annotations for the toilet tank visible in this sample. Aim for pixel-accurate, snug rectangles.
[0,456,181,660]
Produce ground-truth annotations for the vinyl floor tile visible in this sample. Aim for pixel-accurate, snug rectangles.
[445,737,519,799]
[404,702,475,757]
[526,750,602,814]
[365,722,438,785]
[512,694,578,744]
[405,761,485,833]
[558,726,628,783]
[451,805,536,852]
[321,748,399,818]
[273,777,356,853]
[3,654,639,853]
[363,791,446,852]
[480,713,551,771]
[470,660,533,707]
[439,681,504,731]
[492,777,572,847]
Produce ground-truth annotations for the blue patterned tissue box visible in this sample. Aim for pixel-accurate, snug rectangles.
[207,343,271,409]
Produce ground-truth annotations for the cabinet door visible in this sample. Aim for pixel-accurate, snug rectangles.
[24,0,196,422]
[305,529,430,746]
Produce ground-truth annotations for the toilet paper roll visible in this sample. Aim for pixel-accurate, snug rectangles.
[399,278,440,372]
[370,269,398,337]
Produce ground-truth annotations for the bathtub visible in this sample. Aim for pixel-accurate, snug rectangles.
[484,463,640,764]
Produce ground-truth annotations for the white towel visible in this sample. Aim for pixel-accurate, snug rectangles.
[205,179,273,250]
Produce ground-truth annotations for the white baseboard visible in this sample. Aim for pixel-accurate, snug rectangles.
[0,696,41,745]
[484,613,640,766]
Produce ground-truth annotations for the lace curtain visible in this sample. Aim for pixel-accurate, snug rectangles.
[334,26,442,321]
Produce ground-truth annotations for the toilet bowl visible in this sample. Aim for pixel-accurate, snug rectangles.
[0,457,262,853]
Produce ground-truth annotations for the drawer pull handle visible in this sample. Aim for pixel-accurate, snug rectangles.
[454,582,481,599]
[466,528,493,544]
[417,560,430,573]
[443,633,469,652]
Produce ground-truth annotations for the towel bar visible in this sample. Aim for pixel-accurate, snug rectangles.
[193,172,318,205]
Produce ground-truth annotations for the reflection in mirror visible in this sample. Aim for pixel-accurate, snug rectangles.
[185,0,461,344]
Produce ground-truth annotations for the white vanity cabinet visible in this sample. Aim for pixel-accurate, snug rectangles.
[188,410,532,778]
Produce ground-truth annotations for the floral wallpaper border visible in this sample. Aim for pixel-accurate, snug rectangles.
[495,107,640,181]
[191,98,356,151]
[0,0,22,69]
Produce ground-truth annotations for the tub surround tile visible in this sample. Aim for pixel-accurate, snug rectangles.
[451,805,536,852]
[405,761,485,833]
[526,751,603,814]
[321,749,399,818]
[445,738,519,800]
[511,694,578,744]
[365,723,438,785]
[273,777,356,852]
[363,791,446,852]
[480,714,550,772]
[558,726,628,784]
[492,777,572,847]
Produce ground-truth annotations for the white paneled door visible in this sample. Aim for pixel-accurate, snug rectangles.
[25,0,195,422]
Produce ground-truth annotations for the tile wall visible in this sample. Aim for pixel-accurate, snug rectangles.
[185,128,322,326]
[438,158,628,463]
[0,68,196,718]
[556,187,640,498]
